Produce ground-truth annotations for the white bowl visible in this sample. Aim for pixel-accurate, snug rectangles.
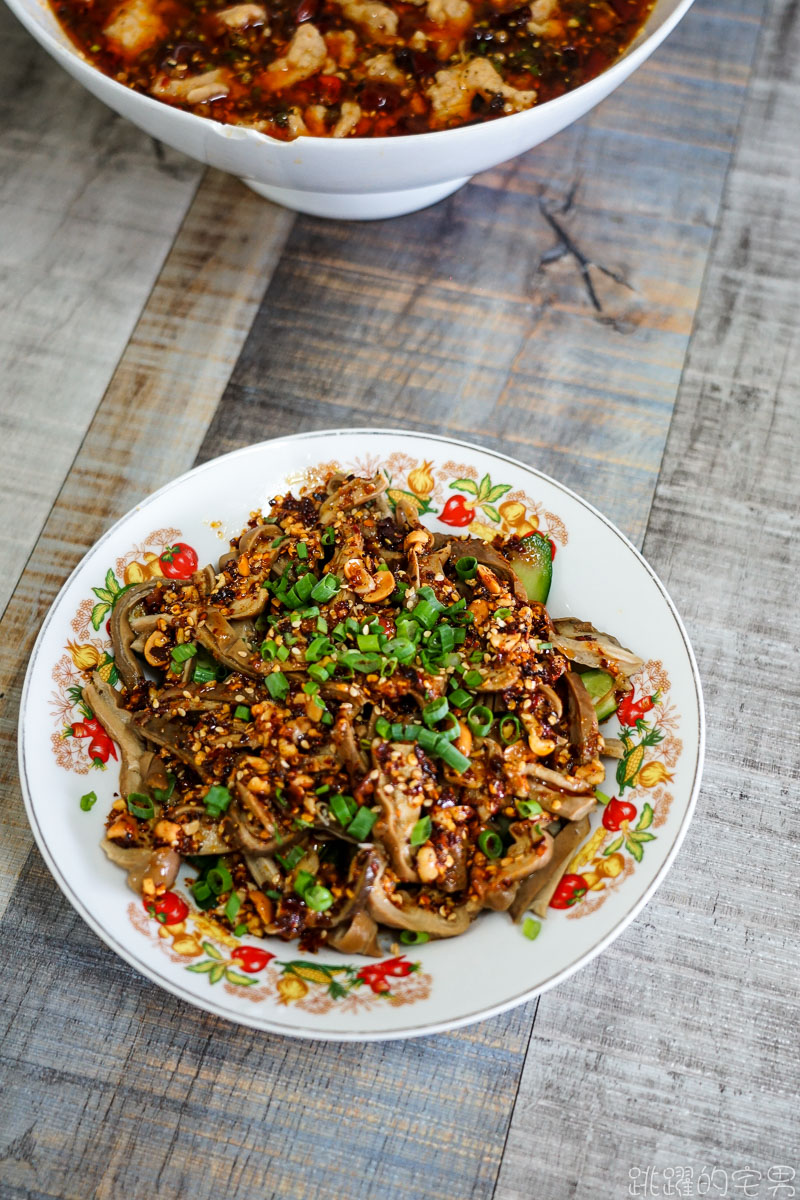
[5,0,694,218]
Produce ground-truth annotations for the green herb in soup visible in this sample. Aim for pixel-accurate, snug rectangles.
[51,0,652,140]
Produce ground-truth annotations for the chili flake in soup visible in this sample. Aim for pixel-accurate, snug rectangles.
[52,0,653,139]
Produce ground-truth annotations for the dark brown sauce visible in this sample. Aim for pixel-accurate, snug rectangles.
[52,0,653,139]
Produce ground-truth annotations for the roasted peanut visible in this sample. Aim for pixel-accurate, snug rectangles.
[363,570,395,602]
[416,845,439,883]
[250,890,275,926]
[154,819,182,847]
[455,720,472,757]
[403,529,434,552]
[476,564,502,594]
[143,630,170,667]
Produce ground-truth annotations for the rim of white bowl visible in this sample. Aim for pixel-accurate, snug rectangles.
[18,428,706,1041]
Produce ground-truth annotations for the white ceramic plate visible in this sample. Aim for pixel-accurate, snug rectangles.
[19,429,704,1040]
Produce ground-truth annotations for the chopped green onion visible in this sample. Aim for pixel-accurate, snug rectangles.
[494,607,512,621]
[449,687,472,710]
[234,705,251,722]
[423,696,449,726]
[270,535,287,548]
[437,739,471,773]
[385,636,417,663]
[316,616,328,633]
[330,792,357,827]
[310,573,340,603]
[400,930,429,944]
[537,641,553,651]
[455,556,478,580]
[331,621,347,641]
[439,713,460,742]
[207,863,233,896]
[127,793,154,820]
[416,727,440,752]
[467,705,493,737]
[427,625,455,656]
[276,845,305,872]
[463,669,483,688]
[191,880,215,909]
[499,714,522,745]
[478,830,503,859]
[448,597,467,614]
[410,816,432,845]
[152,774,176,803]
[265,889,282,901]
[395,618,420,642]
[315,783,330,795]
[170,643,197,663]
[193,663,217,683]
[416,586,445,610]
[346,806,377,840]
[306,636,333,662]
[375,716,391,738]
[523,917,542,941]
[469,650,483,663]
[79,791,97,812]
[260,640,278,661]
[276,644,290,662]
[307,662,331,682]
[294,869,315,897]
[225,892,242,921]
[295,573,317,602]
[233,922,249,936]
[303,680,320,695]
[410,599,439,630]
[357,633,380,652]
[266,673,289,700]
[353,653,383,674]
[304,885,334,912]
[321,527,336,546]
[204,785,232,817]
[296,541,308,560]
[274,785,286,808]
[516,799,543,819]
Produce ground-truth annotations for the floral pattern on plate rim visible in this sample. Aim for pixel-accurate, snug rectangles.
[49,454,684,1003]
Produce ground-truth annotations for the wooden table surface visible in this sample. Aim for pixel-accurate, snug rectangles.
[1,0,799,1194]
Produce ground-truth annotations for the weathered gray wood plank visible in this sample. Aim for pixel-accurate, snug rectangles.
[493,0,800,1195]
[0,852,535,1200]
[0,169,293,917]
[0,5,203,615]
[201,0,763,550]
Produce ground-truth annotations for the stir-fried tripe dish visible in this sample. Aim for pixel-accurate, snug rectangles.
[52,0,653,140]
[88,472,643,955]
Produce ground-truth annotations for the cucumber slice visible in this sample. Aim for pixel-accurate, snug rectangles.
[579,668,617,722]
[509,533,552,604]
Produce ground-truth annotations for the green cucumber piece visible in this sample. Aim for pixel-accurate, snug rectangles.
[509,533,552,604]
[579,668,617,722]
